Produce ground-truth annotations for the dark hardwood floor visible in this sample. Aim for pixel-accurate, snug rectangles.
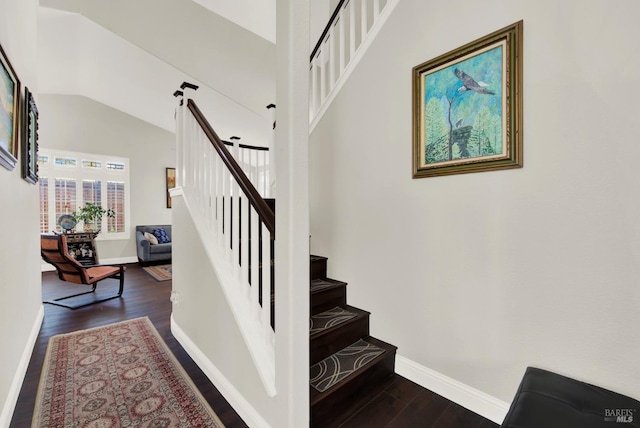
[10,264,248,428]
[11,264,499,428]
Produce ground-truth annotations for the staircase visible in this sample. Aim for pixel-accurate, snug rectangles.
[309,255,397,427]
[176,82,398,425]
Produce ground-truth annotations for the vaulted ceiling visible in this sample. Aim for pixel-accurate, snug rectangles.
[38,0,277,145]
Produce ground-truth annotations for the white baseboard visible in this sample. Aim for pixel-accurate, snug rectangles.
[0,306,44,428]
[100,256,138,265]
[395,355,509,425]
[170,315,270,428]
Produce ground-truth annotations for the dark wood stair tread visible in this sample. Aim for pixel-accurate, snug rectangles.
[310,336,397,404]
[310,305,370,338]
[310,305,371,365]
[310,278,347,293]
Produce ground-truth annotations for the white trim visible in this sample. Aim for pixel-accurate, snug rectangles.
[309,0,401,133]
[100,256,139,265]
[170,315,270,428]
[0,306,44,428]
[395,355,509,425]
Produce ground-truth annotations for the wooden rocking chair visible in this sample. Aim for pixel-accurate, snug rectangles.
[41,234,125,309]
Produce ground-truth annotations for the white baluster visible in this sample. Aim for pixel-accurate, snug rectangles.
[250,149,256,192]
[199,132,206,210]
[349,0,356,57]
[319,47,327,102]
[208,146,216,231]
[328,26,336,90]
[222,165,230,251]
[338,11,346,73]
[309,62,317,119]
[191,119,198,190]
[240,191,250,289]
[259,152,264,196]
[361,0,368,42]
[186,116,192,190]
[250,206,260,314]
[216,155,223,238]
[261,223,272,333]
[231,184,239,271]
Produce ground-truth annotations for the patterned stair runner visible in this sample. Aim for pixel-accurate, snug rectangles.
[310,339,385,393]
[310,278,341,293]
[310,307,358,335]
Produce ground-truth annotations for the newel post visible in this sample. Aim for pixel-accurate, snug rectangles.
[175,82,199,188]
[267,103,277,198]
[173,89,184,187]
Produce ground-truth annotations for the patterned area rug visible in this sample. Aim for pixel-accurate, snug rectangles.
[142,264,172,282]
[32,317,225,427]
[310,339,384,393]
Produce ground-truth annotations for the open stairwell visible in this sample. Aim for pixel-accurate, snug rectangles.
[309,255,397,427]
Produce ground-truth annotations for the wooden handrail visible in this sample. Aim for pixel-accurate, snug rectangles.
[310,0,346,61]
[222,140,269,151]
[187,99,275,237]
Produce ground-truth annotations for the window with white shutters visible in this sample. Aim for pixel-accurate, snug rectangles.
[39,149,130,239]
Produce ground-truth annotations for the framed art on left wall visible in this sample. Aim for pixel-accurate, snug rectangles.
[0,42,21,171]
[22,87,39,184]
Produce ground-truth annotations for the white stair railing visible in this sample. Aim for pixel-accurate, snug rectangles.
[225,137,272,199]
[175,83,276,396]
[309,0,400,130]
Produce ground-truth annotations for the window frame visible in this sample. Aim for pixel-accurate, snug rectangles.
[39,149,131,240]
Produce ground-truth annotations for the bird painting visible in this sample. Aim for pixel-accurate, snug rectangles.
[454,68,495,95]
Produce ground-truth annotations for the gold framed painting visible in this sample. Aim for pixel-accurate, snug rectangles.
[412,21,523,178]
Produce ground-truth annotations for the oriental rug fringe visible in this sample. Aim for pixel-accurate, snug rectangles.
[32,317,224,427]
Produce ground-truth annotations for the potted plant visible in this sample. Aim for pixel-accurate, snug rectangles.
[72,203,115,233]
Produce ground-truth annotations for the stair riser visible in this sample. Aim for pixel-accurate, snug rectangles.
[310,316,370,365]
[310,257,327,280]
[311,286,346,316]
[310,351,396,428]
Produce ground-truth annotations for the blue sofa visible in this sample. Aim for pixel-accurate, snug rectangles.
[136,225,172,265]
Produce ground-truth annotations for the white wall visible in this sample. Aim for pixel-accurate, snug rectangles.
[309,0,640,410]
[39,94,175,261]
[0,0,43,426]
[170,195,277,427]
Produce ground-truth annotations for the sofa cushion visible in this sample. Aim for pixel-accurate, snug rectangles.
[152,228,170,244]
[149,243,172,254]
[144,232,158,245]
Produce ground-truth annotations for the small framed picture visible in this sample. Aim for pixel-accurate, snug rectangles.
[166,167,176,208]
